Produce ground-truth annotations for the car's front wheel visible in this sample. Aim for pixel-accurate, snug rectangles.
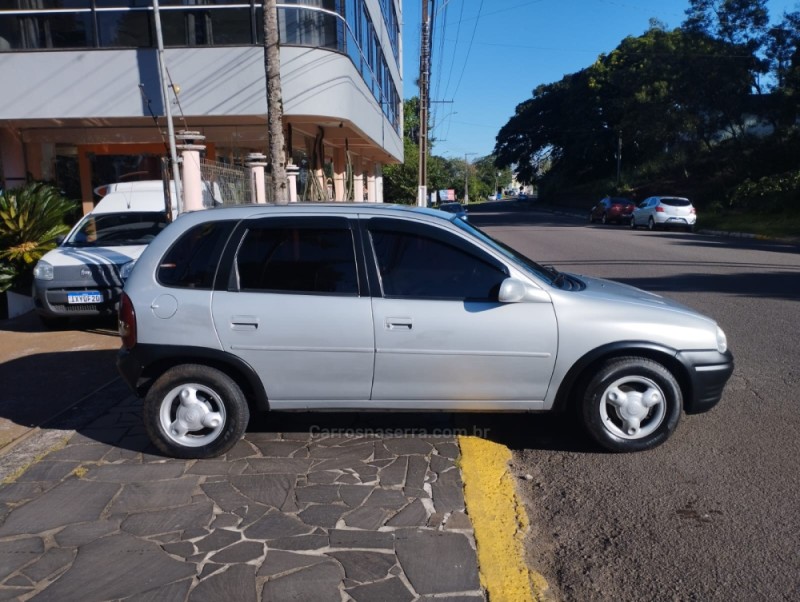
[630,216,637,229]
[580,357,682,452]
[143,364,250,459]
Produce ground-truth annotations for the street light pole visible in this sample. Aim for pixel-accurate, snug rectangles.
[464,152,476,204]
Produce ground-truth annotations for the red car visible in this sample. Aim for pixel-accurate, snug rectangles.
[589,197,635,225]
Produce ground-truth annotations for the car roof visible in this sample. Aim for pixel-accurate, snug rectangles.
[174,202,454,222]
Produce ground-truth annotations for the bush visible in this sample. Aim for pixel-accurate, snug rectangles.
[0,183,77,293]
[728,170,800,214]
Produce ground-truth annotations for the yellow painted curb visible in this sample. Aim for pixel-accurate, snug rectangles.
[458,435,552,602]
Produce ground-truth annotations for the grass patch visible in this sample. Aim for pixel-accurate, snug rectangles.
[702,211,800,240]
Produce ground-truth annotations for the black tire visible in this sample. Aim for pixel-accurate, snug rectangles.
[580,357,682,452]
[143,364,250,459]
[630,216,637,229]
[601,213,608,225]
[648,217,657,231]
[589,212,595,223]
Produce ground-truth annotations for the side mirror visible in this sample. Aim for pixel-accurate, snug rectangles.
[498,278,552,304]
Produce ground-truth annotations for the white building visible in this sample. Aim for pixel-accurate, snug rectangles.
[0,1,402,213]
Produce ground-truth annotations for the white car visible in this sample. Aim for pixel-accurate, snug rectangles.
[32,181,171,328]
[631,196,697,232]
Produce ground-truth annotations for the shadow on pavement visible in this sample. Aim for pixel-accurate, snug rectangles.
[0,349,122,436]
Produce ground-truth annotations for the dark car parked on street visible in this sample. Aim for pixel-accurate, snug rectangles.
[438,202,468,220]
[589,197,635,225]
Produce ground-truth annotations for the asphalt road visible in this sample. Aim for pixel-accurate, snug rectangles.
[469,202,800,602]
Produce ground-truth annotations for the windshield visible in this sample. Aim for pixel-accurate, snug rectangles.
[64,212,168,247]
[451,217,559,285]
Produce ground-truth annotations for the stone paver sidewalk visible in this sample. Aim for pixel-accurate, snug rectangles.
[0,396,485,601]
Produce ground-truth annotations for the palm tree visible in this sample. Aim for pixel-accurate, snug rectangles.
[263,0,288,203]
[0,183,77,293]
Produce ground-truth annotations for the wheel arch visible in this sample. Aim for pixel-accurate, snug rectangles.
[132,345,270,412]
[552,341,692,413]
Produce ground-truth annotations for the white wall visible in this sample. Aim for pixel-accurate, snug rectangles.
[0,45,402,161]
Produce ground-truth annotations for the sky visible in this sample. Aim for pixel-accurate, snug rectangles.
[401,0,800,160]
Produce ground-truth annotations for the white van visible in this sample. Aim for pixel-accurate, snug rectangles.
[32,181,173,327]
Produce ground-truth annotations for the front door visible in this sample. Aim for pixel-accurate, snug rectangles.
[365,218,558,406]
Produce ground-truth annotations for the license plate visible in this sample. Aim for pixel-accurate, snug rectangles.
[67,291,102,304]
[668,217,687,223]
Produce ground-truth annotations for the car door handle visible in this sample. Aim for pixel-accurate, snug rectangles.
[385,317,412,330]
[230,315,259,331]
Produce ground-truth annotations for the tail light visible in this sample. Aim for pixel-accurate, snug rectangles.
[690,207,696,214]
[655,206,665,212]
[119,292,137,350]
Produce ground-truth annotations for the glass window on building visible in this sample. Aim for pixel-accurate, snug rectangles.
[95,0,152,47]
[2,1,94,50]
[160,0,252,46]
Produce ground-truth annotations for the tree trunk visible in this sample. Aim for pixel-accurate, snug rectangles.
[263,0,288,204]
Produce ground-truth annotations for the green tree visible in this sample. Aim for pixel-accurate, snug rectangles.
[383,137,420,203]
[683,0,769,90]
[0,183,76,293]
[384,97,423,203]
[494,26,756,192]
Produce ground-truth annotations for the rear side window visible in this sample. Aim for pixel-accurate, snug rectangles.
[660,198,691,207]
[158,221,235,289]
[236,226,358,295]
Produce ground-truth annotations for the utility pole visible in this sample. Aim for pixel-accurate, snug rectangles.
[152,0,182,215]
[417,0,431,207]
[464,152,475,204]
[264,0,288,203]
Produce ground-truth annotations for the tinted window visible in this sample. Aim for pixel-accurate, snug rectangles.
[158,221,235,289]
[660,198,691,207]
[236,227,358,294]
[370,230,506,300]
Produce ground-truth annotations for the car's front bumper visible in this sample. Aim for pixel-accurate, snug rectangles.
[677,349,734,414]
[32,280,122,318]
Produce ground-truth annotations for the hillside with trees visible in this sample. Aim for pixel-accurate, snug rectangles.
[492,0,800,233]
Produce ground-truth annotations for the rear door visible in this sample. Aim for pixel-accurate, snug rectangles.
[212,216,374,405]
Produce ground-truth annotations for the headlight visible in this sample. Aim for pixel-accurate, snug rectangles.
[119,260,137,281]
[716,326,728,354]
[33,261,54,280]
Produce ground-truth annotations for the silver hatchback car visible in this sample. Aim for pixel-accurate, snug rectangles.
[117,204,733,459]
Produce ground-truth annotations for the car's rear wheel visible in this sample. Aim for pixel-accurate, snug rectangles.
[580,357,682,452]
[601,213,608,225]
[143,364,250,459]
[648,217,657,231]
